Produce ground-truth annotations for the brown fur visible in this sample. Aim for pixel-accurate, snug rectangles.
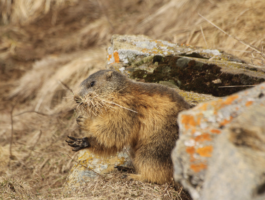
[71,70,190,184]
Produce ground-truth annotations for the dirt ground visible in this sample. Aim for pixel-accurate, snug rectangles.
[0,0,264,199]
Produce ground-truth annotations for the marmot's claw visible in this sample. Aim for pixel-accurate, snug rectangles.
[72,147,83,151]
[74,96,82,104]
[67,136,77,141]
[76,116,86,128]
[76,116,84,123]
[66,136,90,151]
[115,166,135,173]
[66,141,79,147]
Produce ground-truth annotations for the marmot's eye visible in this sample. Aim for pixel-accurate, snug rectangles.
[90,81,95,87]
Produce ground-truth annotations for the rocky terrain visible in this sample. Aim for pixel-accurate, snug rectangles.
[0,0,265,199]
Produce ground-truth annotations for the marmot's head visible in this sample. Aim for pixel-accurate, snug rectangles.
[74,70,128,116]
[79,70,127,97]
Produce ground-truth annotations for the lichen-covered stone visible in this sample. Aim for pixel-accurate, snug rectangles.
[64,149,130,190]
[107,35,265,96]
[171,82,265,200]
[201,104,265,200]
[107,35,240,65]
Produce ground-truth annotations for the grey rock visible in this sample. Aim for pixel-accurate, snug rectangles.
[172,82,265,200]
[201,104,265,200]
[107,34,265,97]
[64,148,130,190]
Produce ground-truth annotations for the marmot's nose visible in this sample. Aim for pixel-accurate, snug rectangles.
[79,89,86,97]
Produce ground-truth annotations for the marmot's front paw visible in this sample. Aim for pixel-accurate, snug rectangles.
[66,136,90,151]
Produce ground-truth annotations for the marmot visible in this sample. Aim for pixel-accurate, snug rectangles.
[66,70,191,184]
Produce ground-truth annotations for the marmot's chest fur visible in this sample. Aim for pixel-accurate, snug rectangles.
[67,70,191,184]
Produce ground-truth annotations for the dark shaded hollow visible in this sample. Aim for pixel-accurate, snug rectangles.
[131,55,265,97]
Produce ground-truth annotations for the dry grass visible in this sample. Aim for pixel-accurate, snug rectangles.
[0,0,265,199]
[0,171,191,200]
[62,172,190,200]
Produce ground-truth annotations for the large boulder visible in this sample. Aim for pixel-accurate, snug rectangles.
[172,82,265,200]
[107,35,265,97]
[202,104,265,200]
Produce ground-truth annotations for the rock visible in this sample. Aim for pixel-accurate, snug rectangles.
[64,149,130,190]
[107,35,265,97]
[201,104,265,200]
[172,82,265,200]
[107,35,219,105]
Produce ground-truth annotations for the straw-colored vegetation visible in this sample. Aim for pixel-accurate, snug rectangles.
[0,0,264,199]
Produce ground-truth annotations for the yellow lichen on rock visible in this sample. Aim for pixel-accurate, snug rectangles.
[65,149,129,190]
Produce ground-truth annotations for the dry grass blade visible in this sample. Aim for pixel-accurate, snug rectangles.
[24,131,42,162]
[218,85,255,88]
[198,13,265,57]
[14,110,51,117]
[102,99,138,113]
[8,102,16,168]
[58,80,74,95]
[64,153,103,177]
[200,25,208,48]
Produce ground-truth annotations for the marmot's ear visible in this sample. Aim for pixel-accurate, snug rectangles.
[106,71,113,80]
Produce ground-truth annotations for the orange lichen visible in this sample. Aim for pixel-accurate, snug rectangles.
[107,54,112,61]
[220,119,230,126]
[212,99,223,114]
[194,133,211,142]
[196,146,213,157]
[199,103,208,111]
[223,95,239,105]
[219,116,233,127]
[190,127,196,134]
[245,101,253,107]
[190,155,197,162]
[211,129,221,134]
[156,40,165,46]
[113,51,119,63]
[141,48,148,53]
[186,146,197,162]
[181,115,196,129]
[214,95,239,112]
[196,116,201,125]
[190,163,207,173]
[186,147,195,155]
